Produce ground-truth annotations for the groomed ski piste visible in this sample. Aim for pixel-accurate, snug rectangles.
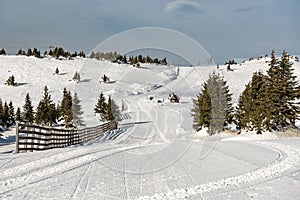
[0,55,300,199]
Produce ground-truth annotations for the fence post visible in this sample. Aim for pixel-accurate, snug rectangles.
[15,122,19,154]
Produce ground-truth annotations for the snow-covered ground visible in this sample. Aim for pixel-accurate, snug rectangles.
[0,55,300,199]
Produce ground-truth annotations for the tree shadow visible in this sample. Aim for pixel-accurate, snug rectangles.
[81,79,91,83]
[121,121,152,126]
[16,82,28,86]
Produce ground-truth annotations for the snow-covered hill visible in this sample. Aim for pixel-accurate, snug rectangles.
[0,55,300,199]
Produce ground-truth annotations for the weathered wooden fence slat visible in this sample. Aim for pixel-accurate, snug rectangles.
[15,121,117,153]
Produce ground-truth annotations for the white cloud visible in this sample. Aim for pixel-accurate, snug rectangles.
[164,0,202,13]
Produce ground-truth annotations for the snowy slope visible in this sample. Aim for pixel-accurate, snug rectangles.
[0,55,300,199]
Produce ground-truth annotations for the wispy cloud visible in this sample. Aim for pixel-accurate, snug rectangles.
[232,6,259,13]
[164,0,202,13]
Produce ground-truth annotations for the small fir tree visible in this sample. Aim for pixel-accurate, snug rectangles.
[95,92,107,121]
[8,101,15,125]
[72,93,85,127]
[15,107,21,122]
[61,88,73,127]
[22,93,34,124]
[35,86,56,126]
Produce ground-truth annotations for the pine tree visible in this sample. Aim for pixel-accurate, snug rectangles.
[61,88,73,127]
[0,99,3,122]
[6,75,16,86]
[266,50,300,129]
[72,71,80,83]
[235,82,253,131]
[191,82,211,131]
[26,48,33,56]
[35,86,56,126]
[95,92,107,121]
[0,48,6,55]
[111,98,121,122]
[72,93,85,127]
[17,49,25,55]
[23,93,34,124]
[104,96,114,121]
[8,101,15,125]
[2,102,9,125]
[207,72,232,135]
[191,72,233,135]
[15,107,21,122]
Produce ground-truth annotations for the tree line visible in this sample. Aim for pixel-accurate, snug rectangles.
[0,47,86,59]
[0,86,85,129]
[90,51,167,66]
[1,87,121,130]
[192,50,300,135]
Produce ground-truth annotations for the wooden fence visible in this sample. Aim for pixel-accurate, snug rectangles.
[15,121,117,153]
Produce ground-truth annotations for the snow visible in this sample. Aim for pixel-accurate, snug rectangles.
[0,55,300,199]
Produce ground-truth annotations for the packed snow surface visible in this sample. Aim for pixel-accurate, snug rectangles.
[0,55,300,199]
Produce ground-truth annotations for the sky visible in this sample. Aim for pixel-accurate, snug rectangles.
[0,0,299,64]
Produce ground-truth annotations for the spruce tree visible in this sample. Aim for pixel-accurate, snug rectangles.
[111,98,121,122]
[16,107,21,122]
[95,92,107,121]
[72,92,85,127]
[191,72,233,135]
[235,82,253,131]
[191,82,211,131]
[0,48,6,55]
[104,96,114,121]
[23,93,34,124]
[61,88,73,127]
[2,102,9,125]
[35,86,56,126]
[207,72,232,134]
[0,99,3,122]
[266,50,300,129]
[72,71,80,83]
[8,101,15,125]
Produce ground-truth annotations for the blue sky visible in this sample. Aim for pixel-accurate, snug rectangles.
[0,0,299,64]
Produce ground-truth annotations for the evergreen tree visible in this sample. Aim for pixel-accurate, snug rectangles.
[15,107,21,122]
[266,50,300,129]
[22,93,34,124]
[236,72,267,134]
[26,48,33,56]
[61,88,73,127]
[6,75,16,86]
[8,101,15,125]
[72,93,85,127]
[104,96,114,121]
[72,71,80,83]
[2,102,9,125]
[191,82,211,131]
[94,92,107,121]
[0,48,6,55]
[191,72,233,135]
[0,99,3,122]
[17,49,25,55]
[35,86,56,126]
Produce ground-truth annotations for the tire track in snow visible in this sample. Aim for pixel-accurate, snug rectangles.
[137,141,300,199]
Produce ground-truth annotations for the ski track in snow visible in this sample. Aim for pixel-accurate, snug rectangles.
[137,141,300,199]
[0,144,148,195]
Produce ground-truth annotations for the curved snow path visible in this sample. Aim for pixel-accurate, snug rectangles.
[138,140,300,199]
